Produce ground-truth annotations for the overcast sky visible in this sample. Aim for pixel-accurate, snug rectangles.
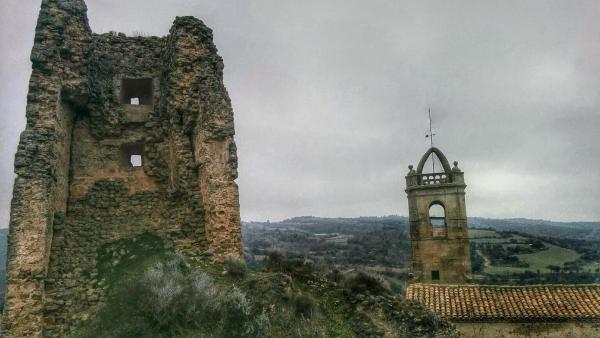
[1,0,599,226]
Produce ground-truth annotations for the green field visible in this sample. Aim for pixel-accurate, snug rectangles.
[470,228,582,275]
[484,244,581,274]
[469,229,527,244]
[469,229,501,238]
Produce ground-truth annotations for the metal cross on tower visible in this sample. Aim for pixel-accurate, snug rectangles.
[425,108,436,172]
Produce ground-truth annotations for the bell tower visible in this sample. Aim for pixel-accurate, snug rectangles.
[405,147,471,283]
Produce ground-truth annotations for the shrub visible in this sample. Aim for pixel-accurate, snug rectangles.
[142,261,251,335]
[284,258,315,279]
[343,271,391,295]
[139,256,188,327]
[327,268,343,283]
[75,255,257,337]
[247,310,271,337]
[225,255,247,277]
[219,286,251,323]
[264,251,315,279]
[292,293,316,318]
[265,251,286,272]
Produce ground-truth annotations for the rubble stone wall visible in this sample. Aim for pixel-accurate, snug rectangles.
[166,17,243,258]
[3,1,243,337]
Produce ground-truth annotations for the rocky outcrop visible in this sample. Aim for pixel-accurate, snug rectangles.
[3,1,242,336]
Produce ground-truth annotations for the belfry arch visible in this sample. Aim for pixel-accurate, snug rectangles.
[416,146,453,175]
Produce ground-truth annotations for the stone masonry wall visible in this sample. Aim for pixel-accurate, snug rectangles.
[3,1,243,337]
[407,186,472,283]
[165,17,243,258]
[4,1,91,336]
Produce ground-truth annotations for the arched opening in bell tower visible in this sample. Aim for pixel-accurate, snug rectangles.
[428,203,446,227]
[428,202,447,237]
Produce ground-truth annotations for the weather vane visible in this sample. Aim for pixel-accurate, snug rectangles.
[425,108,436,172]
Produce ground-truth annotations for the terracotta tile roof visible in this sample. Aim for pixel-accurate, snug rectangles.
[406,283,600,322]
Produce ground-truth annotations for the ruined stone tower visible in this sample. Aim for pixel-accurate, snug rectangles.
[405,147,471,283]
[3,1,243,336]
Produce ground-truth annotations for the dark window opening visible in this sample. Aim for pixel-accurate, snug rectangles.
[431,270,440,281]
[121,143,144,168]
[121,78,153,106]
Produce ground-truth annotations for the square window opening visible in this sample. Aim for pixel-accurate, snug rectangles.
[121,143,144,169]
[130,154,142,167]
[121,78,153,106]
[431,270,440,281]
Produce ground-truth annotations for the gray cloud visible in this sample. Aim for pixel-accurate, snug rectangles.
[1,0,599,226]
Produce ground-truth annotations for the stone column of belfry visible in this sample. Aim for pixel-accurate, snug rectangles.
[405,147,472,284]
[3,1,91,337]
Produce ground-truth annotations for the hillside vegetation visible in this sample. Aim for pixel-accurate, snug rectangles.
[72,233,457,338]
[468,217,600,241]
[470,230,580,274]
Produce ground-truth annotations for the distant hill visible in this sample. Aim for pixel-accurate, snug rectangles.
[243,216,600,286]
[468,217,600,241]
[245,216,600,241]
[244,215,411,271]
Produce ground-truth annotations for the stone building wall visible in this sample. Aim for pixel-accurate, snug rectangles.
[3,1,243,337]
[407,185,471,283]
[456,322,600,338]
[4,1,91,336]
[165,17,243,257]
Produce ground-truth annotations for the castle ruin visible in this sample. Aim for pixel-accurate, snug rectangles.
[3,0,243,336]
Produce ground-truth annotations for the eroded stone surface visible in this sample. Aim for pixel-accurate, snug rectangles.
[3,1,242,336]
